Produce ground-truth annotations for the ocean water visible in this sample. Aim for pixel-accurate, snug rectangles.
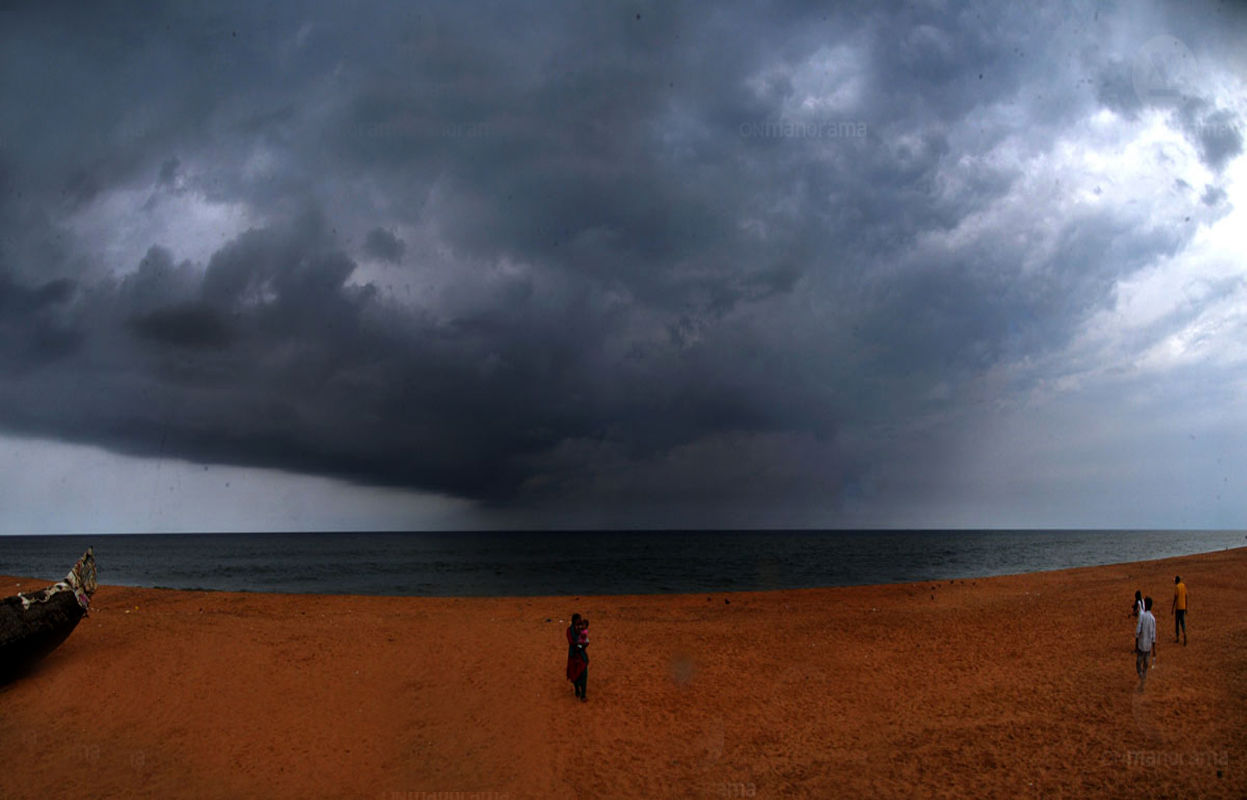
[0,530,1243,597]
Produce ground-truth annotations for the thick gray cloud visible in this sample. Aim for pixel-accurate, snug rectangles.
[363,228,405,263]
[0,0,1243,527]
[1183,105,1244,171]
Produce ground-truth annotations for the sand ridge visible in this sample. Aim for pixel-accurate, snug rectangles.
[1,547,1244,798]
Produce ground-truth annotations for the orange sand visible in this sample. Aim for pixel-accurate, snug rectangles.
[1,546,1244,799]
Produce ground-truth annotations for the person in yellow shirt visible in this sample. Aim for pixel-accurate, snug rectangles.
[1171,575,1188,646]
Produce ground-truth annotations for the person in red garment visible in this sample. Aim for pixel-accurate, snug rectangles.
[566,612,589,701]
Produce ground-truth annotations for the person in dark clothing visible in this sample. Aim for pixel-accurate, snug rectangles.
[1130,589,1143,651]
[566,613,589,701]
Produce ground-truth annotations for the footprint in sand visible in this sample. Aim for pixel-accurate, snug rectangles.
[1130,682,1162,741]
[669,652,697,685]
[698,716,725,762]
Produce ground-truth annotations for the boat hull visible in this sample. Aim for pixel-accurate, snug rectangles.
[0,548,96,682]
[0,590,87,681]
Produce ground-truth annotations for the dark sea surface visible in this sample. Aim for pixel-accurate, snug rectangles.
[0,530,1243,597]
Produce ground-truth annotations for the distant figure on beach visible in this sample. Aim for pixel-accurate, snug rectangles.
[1171,576,1188,646]
[1135,596,1157,692]
[1129,590,1143,651]
[566,613,589,702]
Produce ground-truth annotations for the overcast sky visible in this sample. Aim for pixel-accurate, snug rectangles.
[0,1,1244,533]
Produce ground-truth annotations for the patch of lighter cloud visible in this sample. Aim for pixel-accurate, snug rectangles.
[145,190,253,267]
[343,258,385,290]
[294,21,314,49]
[66,184,253,277]
[737,217,770,242]
[345,212,473,315]
[932,108,1235,411]
[1089,107,1118,130]
[1042,108,1205,222]
[745,43,866,119]
[914,105,1167,267]
[1136,287,1247,373]
[789,44,866,117]
[1081,152,1247,377]
[241,145,280,184]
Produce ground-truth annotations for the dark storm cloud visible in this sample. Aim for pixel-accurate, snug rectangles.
[127,303,232,350]
[363,228,405,263]
[0,209,834,506]
[0,0,1242,522]
[0,271,74,315]
[157,158,181,188]
[0,269,81,371]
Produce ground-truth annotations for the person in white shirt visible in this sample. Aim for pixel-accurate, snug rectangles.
[1135,596,1157,691]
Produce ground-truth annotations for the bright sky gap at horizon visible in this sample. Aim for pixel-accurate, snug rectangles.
[1,2,1246,535]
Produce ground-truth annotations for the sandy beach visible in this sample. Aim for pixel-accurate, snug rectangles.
[1,547,1243,799]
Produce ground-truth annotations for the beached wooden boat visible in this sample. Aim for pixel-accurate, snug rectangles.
[0,547,97,681]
